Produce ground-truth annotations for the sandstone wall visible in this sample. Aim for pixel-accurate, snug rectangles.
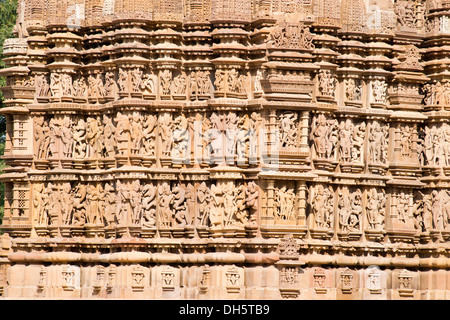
[0,0,449,299]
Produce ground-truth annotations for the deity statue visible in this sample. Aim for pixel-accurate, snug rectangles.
[103,182,117,226]
[72,118,87,159]
[366,188,386,231]
[197,182,211,226]
[171,74,186,96]
[60,116,73,158]
[214,69,226,92]
[86,184,101,224]
[104,71,116,97]
[131,68,143,93]
[225,112,239,161]
[86,117,102,158]
[141,184,157,228]
[50,73,61,98]
[352,122,366,162]
[160,69,172,96]
[142,114,157,156]
[209,184,224,228]
[311,114,338,159]
[245,181,259,226]
[339,119,354,162]
[35,74,49,98]
[61,74,72,97]
[115,112,130,156]
[198,71,211,96]
[339,188,362,233]
[130,180,143,225]
[372,80,388,104]
[344,78,362,101]
[116,180,130,225]
[279,112,298,149]
[130,113,143,155]
[369,121,388,164]
[310,184,334,229]
[159,113,173,157]
[71,183,87,226]
[317,70,336,97]
[141,73,155,95]
[102,114,116,158]
[158,182,173,227]
[118,68,129,92]
[236,114,250,163]
[275,186,295,221]
[172,184,188,227]
[172,115,190,159]
[34,116,50,159]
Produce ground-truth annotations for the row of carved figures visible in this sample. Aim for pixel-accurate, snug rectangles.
[33,111,397,165]
[418,123,450,166]
[33,68,251,101]
[309,185,450,234]
[32,180,259,230]
[33,111,263,164]
[29,180,450,234]
[423,81,450,106]
[267,183,450,234]
[30,69,395,104]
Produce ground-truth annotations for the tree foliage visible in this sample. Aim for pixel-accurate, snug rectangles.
[0,0,17,109]
[0,0,17,66]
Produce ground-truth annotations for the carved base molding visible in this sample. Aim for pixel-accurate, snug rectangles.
[0,236,447,299]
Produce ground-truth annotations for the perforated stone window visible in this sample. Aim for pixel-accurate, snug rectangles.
[12,183,29,219]
[13,117,27,151]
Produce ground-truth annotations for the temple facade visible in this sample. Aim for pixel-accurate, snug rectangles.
[0,0,450,299]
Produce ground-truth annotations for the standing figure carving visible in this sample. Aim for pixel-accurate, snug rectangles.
[197,182,211,227]
[159,113,173,157]
[104,182,117,226]
[34,116,50,159]
[86,184,101,224]
[172,115,190,159]
[274,185,295,222]
[366,188,386,231]
[318,70,336,97]
[102,115,116,158]
[172,184,188,227]
[130,113,143,155]
[86,117,102,158]
[339,119,354,162]
[35,74,49,98]
[141,183,157,228]
[310,184,334,229]
[158,182,173,227]
[72,118,87,159]
[118,68,129,92]
[130,180,143,225]
[71,183,87,226]
[115,112,130,156]
[279,112,298,149]
[142,114,157,156]
[116,180,130,225]
[311,114,338,159]
[160,70,172,96]
[369,121,388,163]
